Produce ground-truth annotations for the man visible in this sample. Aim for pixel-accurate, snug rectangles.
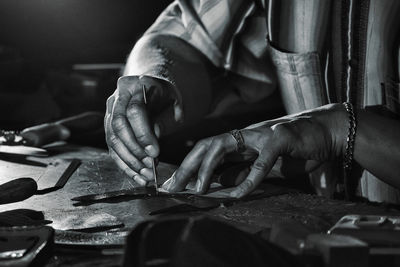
[105,0,400,202]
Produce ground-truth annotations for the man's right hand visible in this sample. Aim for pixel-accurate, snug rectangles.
[105,75,183,185]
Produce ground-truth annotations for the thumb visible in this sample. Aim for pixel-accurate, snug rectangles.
[154,101,184,137]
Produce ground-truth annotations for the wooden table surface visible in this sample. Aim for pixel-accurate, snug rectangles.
[1,144,399,266]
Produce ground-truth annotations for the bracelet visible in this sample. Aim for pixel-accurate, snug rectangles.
[343,102,357,172]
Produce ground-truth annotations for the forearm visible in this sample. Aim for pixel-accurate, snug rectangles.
[354,110,400,188]
[123,34,214,127]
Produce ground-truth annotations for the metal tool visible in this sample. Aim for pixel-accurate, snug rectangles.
[142,84,159,192]
[71,187,161,202]
[0,145,48,157]
[36,159,81,191]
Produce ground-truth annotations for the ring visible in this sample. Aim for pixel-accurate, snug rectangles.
[229,129,245,153]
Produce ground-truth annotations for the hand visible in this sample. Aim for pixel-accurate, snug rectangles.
[162,104,347,198]
[105,75,183,185]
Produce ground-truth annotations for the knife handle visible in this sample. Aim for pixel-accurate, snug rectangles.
[0,178,37,204]
[20,123,70,147]
[20,112,103,147]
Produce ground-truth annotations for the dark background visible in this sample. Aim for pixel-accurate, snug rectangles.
[0,0,171,130]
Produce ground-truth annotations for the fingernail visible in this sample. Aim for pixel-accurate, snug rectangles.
[142,157,153,168]
[162,178,173,191]
[195,180,202,193]
[229,190,239,198]
[162,171,176,191]
[134,175,147,186]
[140,168,153,180]
[145,145,156,156]
[154,123,161,138]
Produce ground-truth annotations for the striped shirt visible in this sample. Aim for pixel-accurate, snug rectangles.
[141,0,276,103]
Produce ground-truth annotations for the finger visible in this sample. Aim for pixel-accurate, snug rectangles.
[111,89,150,161]
[153,103,184,137]
[110,111,148,159]
[125,90,160,158]
[105,114,146,172]
[139,167,155,182]
[109,148,147,186]
[163,139,211,192]
[106,94,116,114]
[104,94,115,133]
[196,134,237,193]
[230,147,278,198]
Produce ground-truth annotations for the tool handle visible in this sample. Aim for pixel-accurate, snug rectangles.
[0,178,37,204]
[20,111,103,147]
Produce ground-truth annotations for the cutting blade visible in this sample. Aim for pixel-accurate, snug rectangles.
[0,145,48,157]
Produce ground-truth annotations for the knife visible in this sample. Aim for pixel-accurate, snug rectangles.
[0,145,48,157]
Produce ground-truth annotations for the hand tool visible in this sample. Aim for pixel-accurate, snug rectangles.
[72,183,295,215]
[0,130,48,157]
[0,145,48,157]
[0,159,80,204]
[142,84,159,192]
[71,182,290,204]
[1,112,103,149]
[0,178,38,204]
[36,158,80,191]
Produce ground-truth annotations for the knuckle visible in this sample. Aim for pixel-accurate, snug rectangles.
[211,137,224,148]
[241,179,255,190]
[134,132,148,144]
[104,113,111,130]
[272,123,290,134]
[117,76,137,88]
[131,146,146,159]
[194,139,209,150]
[106,94,115,109]
[111,116,126,133]
[271,122,297,142]
[252,160,269,171]
[126,104,142,118]
[107,134,120,148]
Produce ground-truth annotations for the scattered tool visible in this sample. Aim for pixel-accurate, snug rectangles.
[71,183,290,204]
[1,112,104,149]
[0,159,80,204]
[0,178,38,205]
[36,159,81,192]
[0,145,48,157]
[71,187,187,203]
[142,84,159,192]
[72,183,294,215]
[0,130,48,157]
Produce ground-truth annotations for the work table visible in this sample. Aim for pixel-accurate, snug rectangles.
[0,144,398,266]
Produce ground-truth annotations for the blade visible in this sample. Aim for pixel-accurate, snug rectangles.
[36,159,81,191]
[71,187,157,202]
[0,145,48,157]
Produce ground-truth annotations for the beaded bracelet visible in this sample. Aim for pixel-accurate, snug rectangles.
[343,102,357,173]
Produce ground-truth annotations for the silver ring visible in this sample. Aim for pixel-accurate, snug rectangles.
[229,129,245,153]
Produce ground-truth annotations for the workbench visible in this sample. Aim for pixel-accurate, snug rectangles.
[1,144,399,266]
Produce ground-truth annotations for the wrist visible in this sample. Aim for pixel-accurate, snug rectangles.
[322,103,349,158]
